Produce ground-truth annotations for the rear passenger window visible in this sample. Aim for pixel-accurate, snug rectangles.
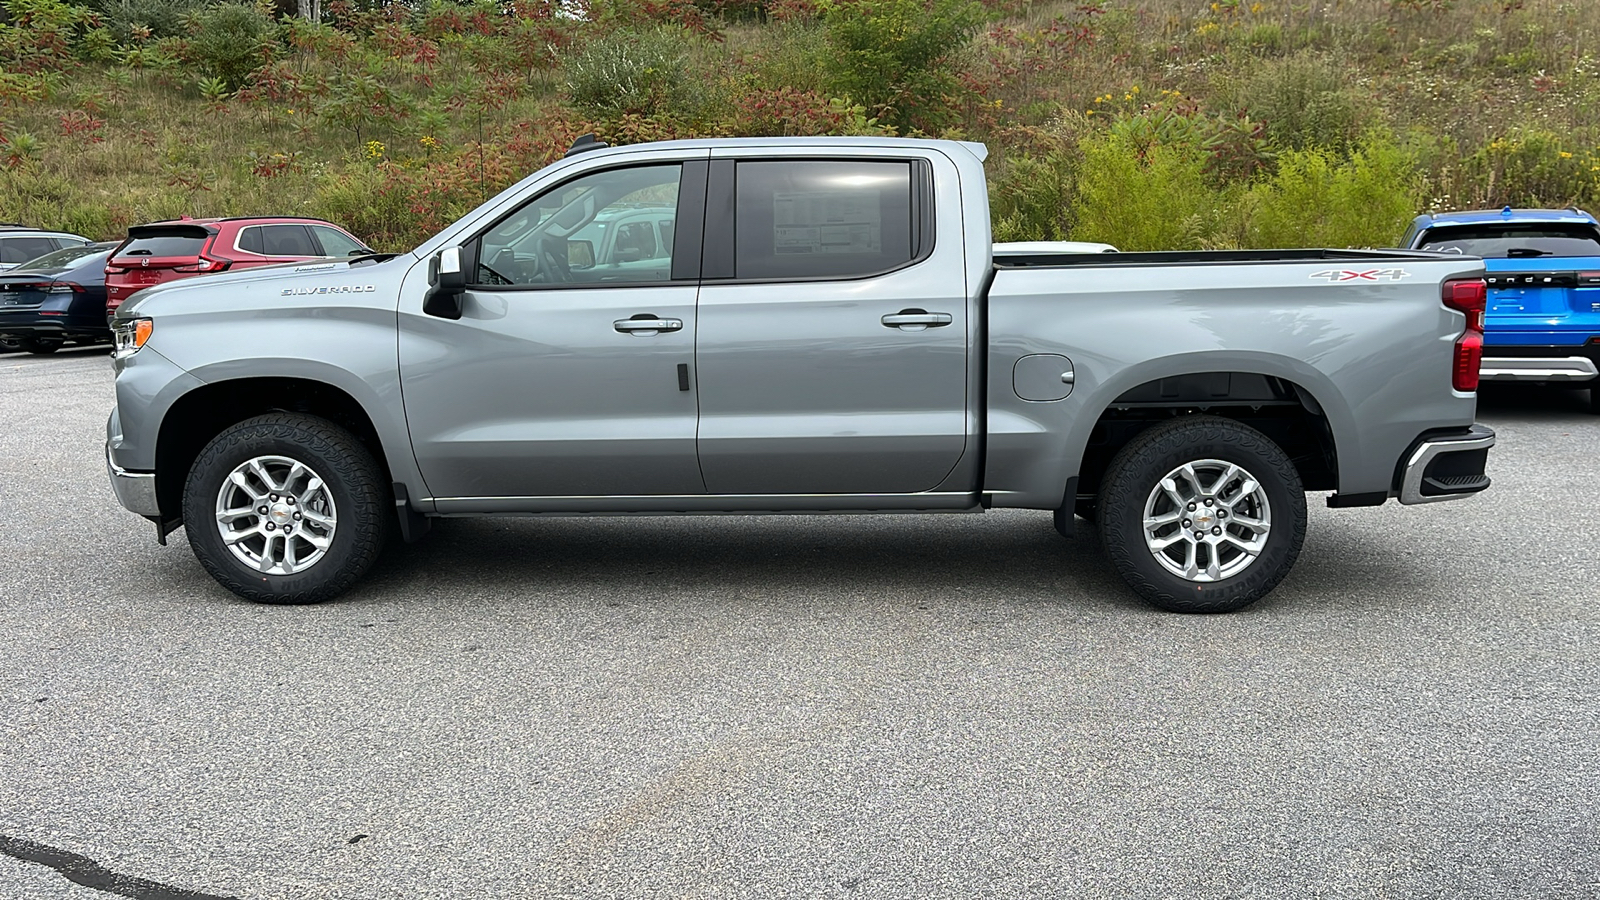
[238,227,265,255]
[734,160,915,280]
[0,237,60,264]
[258,224,318,256]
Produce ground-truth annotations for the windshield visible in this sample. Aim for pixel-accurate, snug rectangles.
[16,244,112,272]
[1418,224,1600,258]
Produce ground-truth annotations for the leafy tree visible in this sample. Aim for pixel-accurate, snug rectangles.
[819,0,982,135]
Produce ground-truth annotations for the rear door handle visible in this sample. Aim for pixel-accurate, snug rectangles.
[614,315,683,334]
[881,309,953,332]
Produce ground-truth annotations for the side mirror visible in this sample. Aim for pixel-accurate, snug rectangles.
[423,246,466,320]
[567,240,595,269]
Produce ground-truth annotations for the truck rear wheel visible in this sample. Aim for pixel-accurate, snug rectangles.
[1097,416,1306,613]
[182,413,389,604]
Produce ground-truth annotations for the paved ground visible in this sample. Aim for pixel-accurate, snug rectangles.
[1,346,1597,899]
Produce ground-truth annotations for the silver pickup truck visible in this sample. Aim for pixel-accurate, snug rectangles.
[106,136,1495,613]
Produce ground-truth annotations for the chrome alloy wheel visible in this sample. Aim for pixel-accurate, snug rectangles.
[1142,458,1272,583]
[214,455,338,575]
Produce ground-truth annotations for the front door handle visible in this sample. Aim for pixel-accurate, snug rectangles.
[882,309,953,332]
[614,314,684,335]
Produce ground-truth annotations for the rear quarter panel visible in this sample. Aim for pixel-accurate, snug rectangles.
[984,258,1485,507]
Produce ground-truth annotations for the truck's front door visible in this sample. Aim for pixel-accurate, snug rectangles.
[693,155,970,495]
[398,160,707,501]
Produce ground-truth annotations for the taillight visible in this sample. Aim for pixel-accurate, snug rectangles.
[46,282,84,293]
[173,257,230,273]
[1442,277,1486,392]
[105,265,126,275]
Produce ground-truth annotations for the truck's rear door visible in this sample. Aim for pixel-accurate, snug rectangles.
[692,153,969,495]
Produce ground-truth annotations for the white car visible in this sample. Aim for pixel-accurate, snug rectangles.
[0,225,94,272]
[994,241,1118,254]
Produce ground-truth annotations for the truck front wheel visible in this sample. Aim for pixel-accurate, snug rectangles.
[1097,416,1306,613]
[182,413,390,604]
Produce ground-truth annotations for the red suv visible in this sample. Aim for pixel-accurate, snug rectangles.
[104,216,372,317]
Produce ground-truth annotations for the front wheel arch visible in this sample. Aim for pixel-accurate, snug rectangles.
[154,377,394,525]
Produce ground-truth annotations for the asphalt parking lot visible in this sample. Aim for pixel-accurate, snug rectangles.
[1,346,1597,899]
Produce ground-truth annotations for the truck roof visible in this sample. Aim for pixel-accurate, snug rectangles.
[560,135,991,164]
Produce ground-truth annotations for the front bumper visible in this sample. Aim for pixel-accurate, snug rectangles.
[1398,424,1495,505]
[106,441,160,517]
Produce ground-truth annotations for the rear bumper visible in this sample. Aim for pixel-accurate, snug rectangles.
[1398,424,1495,505]
[1481,343,1600,382]
[0,319,110,340]
[106,440,160,517]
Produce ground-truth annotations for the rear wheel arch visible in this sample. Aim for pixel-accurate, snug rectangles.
[1070,370,1342,512]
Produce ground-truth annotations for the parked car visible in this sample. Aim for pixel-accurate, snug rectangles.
[0,241,118,353]
[0,225,94,272]
[1402,207,1600,413]
[104,217,373,318]
[107,136,1494,613]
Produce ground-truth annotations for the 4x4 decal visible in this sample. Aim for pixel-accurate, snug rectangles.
[1310,268,1411,283]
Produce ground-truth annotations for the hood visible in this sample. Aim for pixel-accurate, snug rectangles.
[118,253,411,319]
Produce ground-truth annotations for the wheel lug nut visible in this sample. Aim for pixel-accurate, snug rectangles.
[257,506,268,515]
[1217,510,1227,518]
[265,522,275,531]
[1204,499,1213,507]
[1194,531,1204,540]
[1182,519,1192,528]
[1212,526,1222,535]
[293,512,302,520]
[1186,502,1196,511]
[270,494,279,502]
[286,496,295,506]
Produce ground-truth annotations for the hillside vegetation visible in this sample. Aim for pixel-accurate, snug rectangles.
[2,0,1598,251]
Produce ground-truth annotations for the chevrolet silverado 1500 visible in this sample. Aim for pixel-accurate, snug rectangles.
[106,136,1496,613]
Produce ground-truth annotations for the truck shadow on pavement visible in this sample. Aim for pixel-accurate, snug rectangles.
[354,511,1153,612]
[1476,382,1595,418]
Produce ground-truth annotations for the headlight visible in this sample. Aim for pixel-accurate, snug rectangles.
[112,318,153,358]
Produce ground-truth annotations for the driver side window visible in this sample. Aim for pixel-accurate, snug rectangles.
[475,163,682,288]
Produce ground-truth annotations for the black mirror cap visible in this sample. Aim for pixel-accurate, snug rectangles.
[423,247,466,319]
[565,134,610,158]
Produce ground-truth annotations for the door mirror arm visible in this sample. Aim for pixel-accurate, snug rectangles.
[423,245,466,319]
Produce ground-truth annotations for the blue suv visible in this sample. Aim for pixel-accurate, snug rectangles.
[1403,207,1600,413]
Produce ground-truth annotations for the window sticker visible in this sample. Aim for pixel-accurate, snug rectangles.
[773,191,881,255]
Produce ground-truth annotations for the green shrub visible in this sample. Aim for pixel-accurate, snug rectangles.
[563,26,696,123]
[310,164,421,252]
[1071,132,1230,250]
[819,0,983,135]
[187,2,276,91]
[989,150,1075,242]
[1227,51,1365,152]
[1243,135,1423,249]
[91,0,207,41]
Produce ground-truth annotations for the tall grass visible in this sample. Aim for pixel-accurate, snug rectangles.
[6,0,1600,249]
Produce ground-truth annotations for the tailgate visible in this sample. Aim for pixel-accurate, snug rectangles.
[1482,256,1600,345]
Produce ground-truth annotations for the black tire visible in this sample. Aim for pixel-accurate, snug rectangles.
[21,338,60,354]
[1097,415,1306,614]
[183,413,390,604]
